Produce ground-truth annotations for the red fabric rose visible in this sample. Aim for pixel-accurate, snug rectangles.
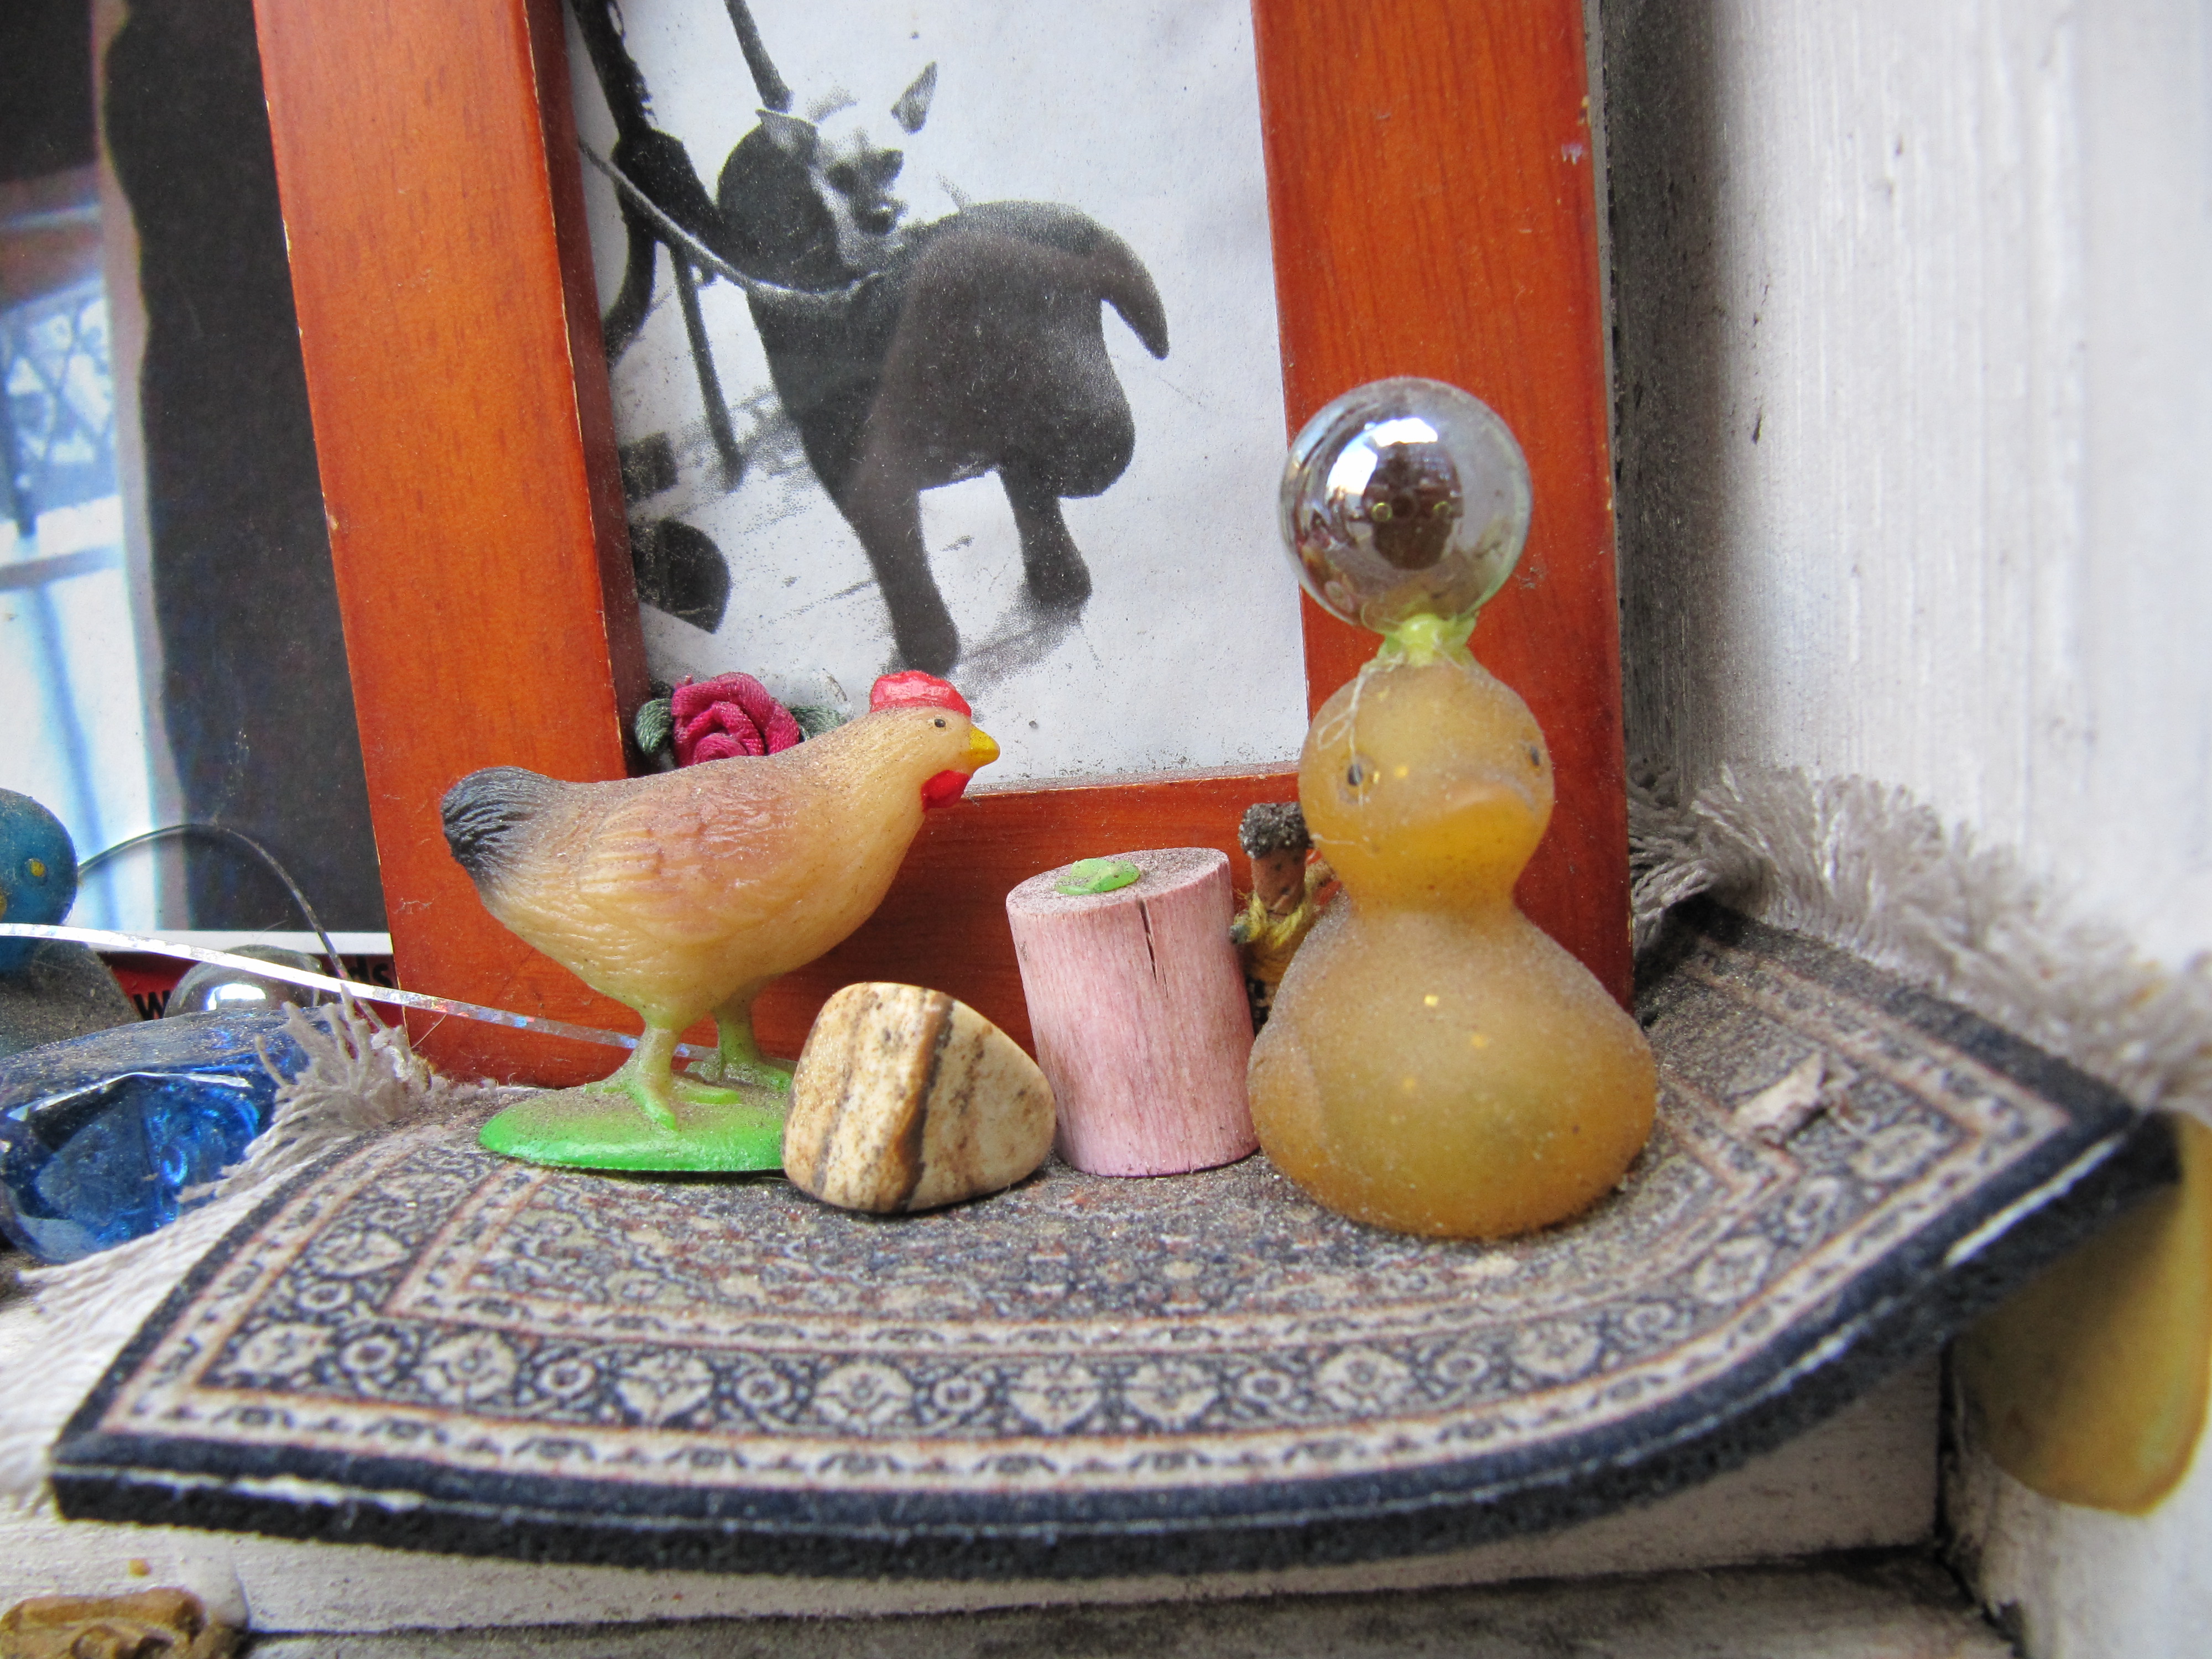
[670,674,804,765]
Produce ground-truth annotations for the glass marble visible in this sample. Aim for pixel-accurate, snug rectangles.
[0,1011,313,1263]
[168,945,333,1017]
[1278,377,1532,637]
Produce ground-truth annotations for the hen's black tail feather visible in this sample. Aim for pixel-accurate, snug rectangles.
[441,766,557,888]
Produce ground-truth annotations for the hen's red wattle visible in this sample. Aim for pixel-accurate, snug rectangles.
[921,769,972,808]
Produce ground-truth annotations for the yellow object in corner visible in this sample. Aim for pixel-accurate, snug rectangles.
[1957,1113,2212,1512]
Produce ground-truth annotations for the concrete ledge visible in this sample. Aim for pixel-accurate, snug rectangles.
[245,1550,2007,1657]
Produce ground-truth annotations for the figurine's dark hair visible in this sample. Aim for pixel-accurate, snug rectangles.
[1239,801,1311,858]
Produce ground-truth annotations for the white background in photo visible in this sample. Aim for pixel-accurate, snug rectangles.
[568,0,1309,784]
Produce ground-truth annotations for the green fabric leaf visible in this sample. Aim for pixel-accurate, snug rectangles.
[634,697,675,757]
[1057,857,1141,896]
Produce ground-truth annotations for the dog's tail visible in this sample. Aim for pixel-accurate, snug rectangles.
[954,202,1170,359]
[1093,229,1170,361]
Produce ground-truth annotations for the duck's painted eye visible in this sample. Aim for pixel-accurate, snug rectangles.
[933,718,946,728]
[1527,744,1543,769]
[1347,760,1365,786]
[26,858,45,881]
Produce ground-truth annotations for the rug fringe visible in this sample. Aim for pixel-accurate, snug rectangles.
[0,1004,495,1504]
[1631,765,2212,1130]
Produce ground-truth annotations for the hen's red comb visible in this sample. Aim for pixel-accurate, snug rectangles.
[869,671,972,717]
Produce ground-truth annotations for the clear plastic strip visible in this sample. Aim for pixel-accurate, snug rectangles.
[0,924,713,1060]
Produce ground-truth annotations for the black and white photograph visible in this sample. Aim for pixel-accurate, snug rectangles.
[566,0,1309,783]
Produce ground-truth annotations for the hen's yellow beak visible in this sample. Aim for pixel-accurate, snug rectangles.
[967,726,1000,769]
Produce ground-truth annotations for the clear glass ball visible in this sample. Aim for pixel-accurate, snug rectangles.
[1279,377,1531,634]
[168,946,332,1016]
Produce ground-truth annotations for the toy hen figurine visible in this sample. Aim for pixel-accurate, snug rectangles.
[442,671,997,1171]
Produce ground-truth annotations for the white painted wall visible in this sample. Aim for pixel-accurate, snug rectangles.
[1603,1,2212,1653]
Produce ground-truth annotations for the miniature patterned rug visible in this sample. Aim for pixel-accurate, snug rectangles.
[48,902,2169,1577]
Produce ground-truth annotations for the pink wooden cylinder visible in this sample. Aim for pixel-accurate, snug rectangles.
[1006,847,1257,1176]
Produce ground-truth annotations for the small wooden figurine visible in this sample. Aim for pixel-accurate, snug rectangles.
[1007,847,1257,1175]
[1230,801,1335,1031]
[1249,379,1656,1239]
[442,671,998,1171]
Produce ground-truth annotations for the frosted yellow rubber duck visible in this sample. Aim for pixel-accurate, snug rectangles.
[1249,378,1656,1238]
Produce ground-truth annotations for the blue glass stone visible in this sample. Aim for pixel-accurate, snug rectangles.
[0,1011,320,1264]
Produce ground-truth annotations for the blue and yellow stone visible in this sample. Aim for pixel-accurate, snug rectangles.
[0,790,78,974]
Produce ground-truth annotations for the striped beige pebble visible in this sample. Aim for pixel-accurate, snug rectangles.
[785,983,1057,1213]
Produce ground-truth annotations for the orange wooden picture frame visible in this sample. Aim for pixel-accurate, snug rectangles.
[247,0,1626,1084]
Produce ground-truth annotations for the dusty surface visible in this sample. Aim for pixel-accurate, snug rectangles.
[247,1553,2011,1657]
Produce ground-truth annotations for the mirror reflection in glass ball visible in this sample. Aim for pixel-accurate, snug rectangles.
[1280,378,1532,634]
[167,945,333,1018]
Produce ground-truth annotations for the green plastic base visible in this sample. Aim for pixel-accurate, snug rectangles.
[478,1083,788,1172]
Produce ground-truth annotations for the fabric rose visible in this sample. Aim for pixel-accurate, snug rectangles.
[670,673,804,765]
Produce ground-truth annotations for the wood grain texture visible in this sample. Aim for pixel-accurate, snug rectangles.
[251,0,644,1081]
[253,0,1624,1084]
[1254,0,1629,1004]
[1007,848,1258,1176]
